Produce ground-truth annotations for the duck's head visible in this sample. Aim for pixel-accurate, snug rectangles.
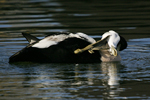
[99,30,127,56]
[88,30,127,62]
[74,30,127,61]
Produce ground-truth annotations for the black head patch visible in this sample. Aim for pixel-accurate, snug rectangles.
[117,35,128,51]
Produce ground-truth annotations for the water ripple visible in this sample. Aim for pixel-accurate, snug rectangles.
[0,0,150,99]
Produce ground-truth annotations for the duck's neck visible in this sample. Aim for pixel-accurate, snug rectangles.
[99,50,121,62]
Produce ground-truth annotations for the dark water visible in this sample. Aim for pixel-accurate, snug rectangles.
[0,0,150,99]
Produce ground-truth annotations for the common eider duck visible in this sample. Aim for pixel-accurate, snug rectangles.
[9,30,127,63]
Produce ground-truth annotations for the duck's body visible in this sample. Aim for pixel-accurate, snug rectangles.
[9,30,127,63]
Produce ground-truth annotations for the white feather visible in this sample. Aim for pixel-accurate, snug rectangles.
[32,32,96,48]
[32,38,57,48]
[76,32,96,43]
[101,30,120,48]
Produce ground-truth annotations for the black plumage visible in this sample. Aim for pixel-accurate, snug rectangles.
[9,31,127,63]
[9,35,100,63]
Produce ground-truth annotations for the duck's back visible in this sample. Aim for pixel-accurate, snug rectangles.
[42,37,100,63]
[9,37,100,63]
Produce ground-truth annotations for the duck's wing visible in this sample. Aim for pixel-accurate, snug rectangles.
[22,32,40,44]
[74,35,110,54]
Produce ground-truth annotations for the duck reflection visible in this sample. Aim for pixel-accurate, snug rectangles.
[73,64,96,85]
[71,62,124,99]
[101,62,123,99]
[5,63,125,99]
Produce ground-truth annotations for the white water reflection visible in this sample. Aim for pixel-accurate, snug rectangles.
[101,62,124,99]
[101,63,120,86]
[57,62,125,99]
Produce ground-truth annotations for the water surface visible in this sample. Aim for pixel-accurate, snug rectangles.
[0,0,150,99]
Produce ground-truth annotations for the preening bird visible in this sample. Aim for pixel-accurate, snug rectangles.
[9,30,127,63]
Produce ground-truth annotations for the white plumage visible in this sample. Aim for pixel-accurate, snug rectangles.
[32,32,96,48]
[101,30,120,49]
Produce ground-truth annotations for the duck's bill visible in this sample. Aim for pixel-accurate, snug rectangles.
[74,35,111,54]
[110,45,118,56]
